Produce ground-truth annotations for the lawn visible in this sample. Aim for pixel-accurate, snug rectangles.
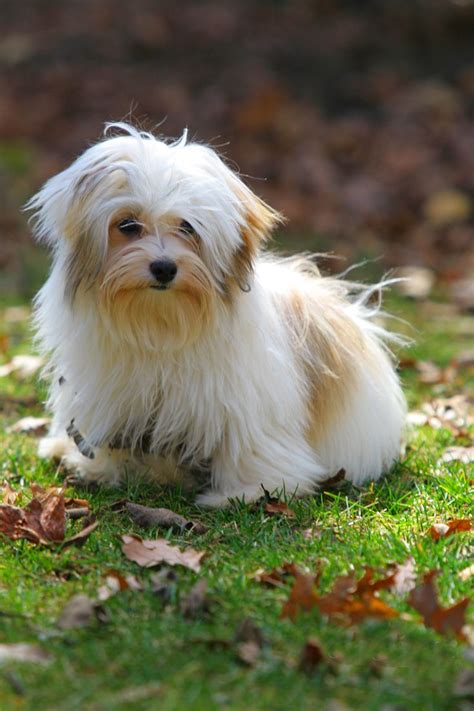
[0,292,472,711]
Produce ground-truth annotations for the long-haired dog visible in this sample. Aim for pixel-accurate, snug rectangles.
[27,123,406,506]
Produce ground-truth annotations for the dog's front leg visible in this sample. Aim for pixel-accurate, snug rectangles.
[196,434,328,507]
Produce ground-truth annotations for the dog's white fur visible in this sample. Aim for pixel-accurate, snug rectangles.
[27,123,406,506]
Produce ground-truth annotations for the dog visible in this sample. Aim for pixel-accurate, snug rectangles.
[27,123,406,507]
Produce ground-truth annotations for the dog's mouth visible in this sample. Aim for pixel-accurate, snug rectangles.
[150,284,171,291]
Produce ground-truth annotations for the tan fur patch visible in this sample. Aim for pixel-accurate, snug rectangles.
[232,194,283,291]
[283,286,363,445]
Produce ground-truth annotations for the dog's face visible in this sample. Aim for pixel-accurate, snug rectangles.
[28,124,281,347]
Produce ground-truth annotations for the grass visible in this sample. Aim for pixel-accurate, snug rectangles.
[0,293,472,711]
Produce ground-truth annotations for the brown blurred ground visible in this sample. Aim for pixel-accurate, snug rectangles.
[1,0,473,297]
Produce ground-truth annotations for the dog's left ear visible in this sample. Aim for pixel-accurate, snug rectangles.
[233,184,284,291]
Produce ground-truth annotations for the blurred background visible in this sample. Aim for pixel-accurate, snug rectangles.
[1,0,473,306]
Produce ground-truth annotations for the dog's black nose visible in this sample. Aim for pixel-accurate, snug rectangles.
[149,259,178,284]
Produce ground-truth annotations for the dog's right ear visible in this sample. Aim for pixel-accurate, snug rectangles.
[25,155,111,249]
[25,152,118,301]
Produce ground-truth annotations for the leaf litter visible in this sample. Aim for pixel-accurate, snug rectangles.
[407,570,470,641]
[121,534,205,572]
[123,501,208,534]
[0,483,96,547]
[428,519,473,540]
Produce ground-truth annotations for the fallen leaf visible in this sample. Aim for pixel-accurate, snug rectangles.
[256,486,296,517]
[0,484,98,548]
[298,638,326,674]
[0,643,52,664]
[236,640,261,666]
[0,489,65,544]
[121,535,205,572]
[6,416,51,435]
[124,501,208,534]
[321,468,346,490]
[253,562,300,588]
[61,517,99,548]
[459,564,474,582]
[234,618,265,647]
[281,571,319,620]
[0,355,43,379]
[98,571,143,601]
[180,579,210,619]
[282,567,399,623]
[390,558,417,595]
[1,481,20,505]
[263,501,296,517]
[409,395,473,437]
[408,570,470,640]
[439,447,474,464]
[57,594,108,629]
[415,360,456,385]
[429,519,473,540]
[234,618,265,666]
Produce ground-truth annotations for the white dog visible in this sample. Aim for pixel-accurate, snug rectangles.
[27,123,406,507]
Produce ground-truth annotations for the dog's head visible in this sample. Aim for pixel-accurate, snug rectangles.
[27,123,282,347]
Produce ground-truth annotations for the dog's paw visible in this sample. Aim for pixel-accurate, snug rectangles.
[195,485,264,508]
[38,436,71,461]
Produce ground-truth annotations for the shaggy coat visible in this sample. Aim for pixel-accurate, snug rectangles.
[28,124,406,506]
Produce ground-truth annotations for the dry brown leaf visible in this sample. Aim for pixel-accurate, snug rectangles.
[281,567,399,623]
[180,580,210,619]
[298,638,326,674]
[61,518,99,548]
[0,485,97,548]
[321,468,347,490]
[429,519,473,540]
[125,501,208,534]
[263,500,296,517]
[408,570,470,641]
[1,481,21,505]
[256,486,296,517]
[121,534,205,572]
[6,416,51,435]
[234,618,265,666]
[57,594,107,630]
[98,570,143,601]
[281,571,319,620]
[253,562,300,588]
[0,490,65,544]
[0,643,52,664]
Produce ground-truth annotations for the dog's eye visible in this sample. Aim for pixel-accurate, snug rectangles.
[179,220,197,237]
[117,218,142,237]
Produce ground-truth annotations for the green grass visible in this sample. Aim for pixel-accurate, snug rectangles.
[0,295,472,711]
